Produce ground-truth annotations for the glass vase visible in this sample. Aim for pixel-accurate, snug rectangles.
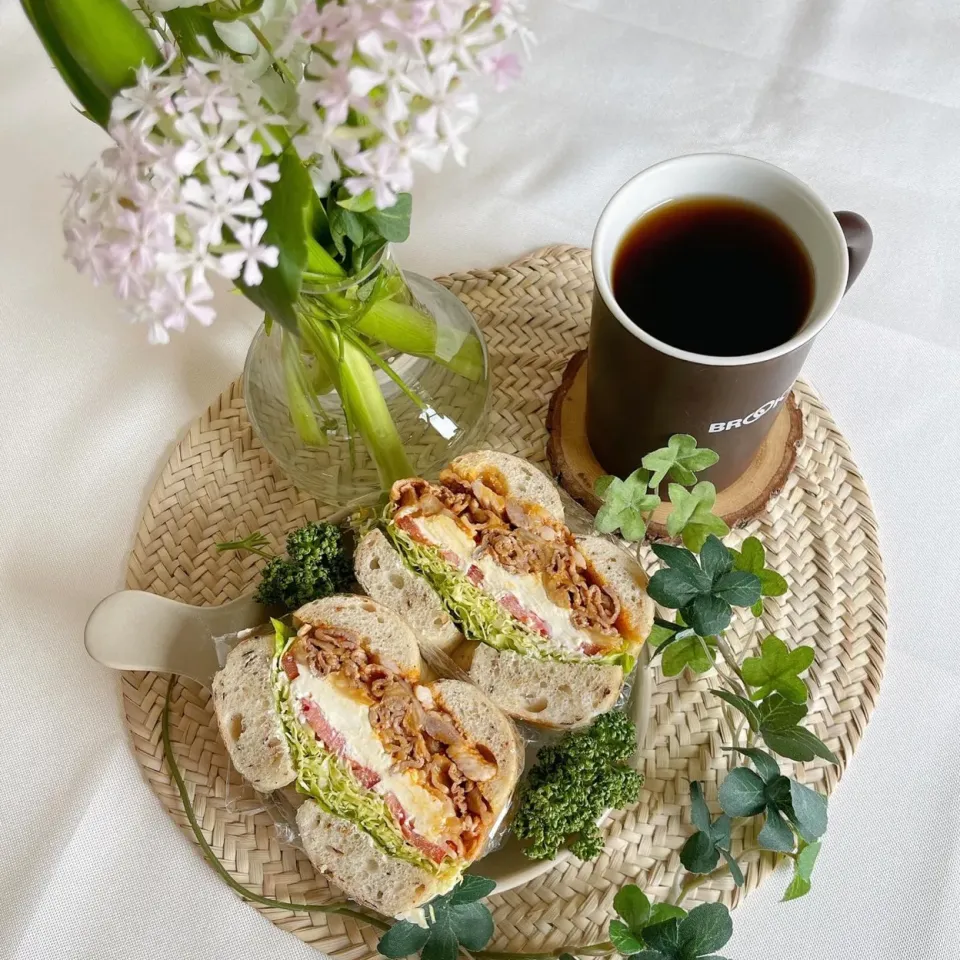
[243,247,489,505]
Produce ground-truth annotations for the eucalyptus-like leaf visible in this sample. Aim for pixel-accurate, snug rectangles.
[721,849,744,887]
[378,921,431,958]
[689,781,712,834]
[762,726,840,765]
[680,830,720,874]
[757,694,808,731]
[788,780,828,841]
[717,767,766,817]
[757,805,795,852]
[711,690,761,733]
[676,902,733,957]
[724,746,780,783]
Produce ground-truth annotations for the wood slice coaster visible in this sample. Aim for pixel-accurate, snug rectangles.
[121,246,887,959]
[547,349,804,535]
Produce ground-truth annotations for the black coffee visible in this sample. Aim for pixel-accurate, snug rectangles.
[611,196,814,356]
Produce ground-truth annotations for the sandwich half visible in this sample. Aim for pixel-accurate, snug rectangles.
[355,451,654,727]
[212,594,520,918]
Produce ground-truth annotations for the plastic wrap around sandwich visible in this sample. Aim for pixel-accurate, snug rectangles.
[212,595,521,918]
[356,451,655,728]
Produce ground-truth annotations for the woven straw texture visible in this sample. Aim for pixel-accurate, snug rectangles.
[122,245,887,958]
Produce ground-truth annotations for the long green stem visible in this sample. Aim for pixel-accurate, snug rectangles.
[282,328,328,446]
[475,942,614,960]
[161,675,391,931]
[248,20,298,86]
[302,314,413,486]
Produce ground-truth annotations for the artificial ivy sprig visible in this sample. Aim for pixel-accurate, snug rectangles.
[728,536,788,615]
[646,537,762,636]
[642,435,720,488]
[665,482,730,552]
[679,782,744,886]
[595,469,662,542]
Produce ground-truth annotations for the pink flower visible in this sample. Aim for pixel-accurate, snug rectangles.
[480,50,522,91]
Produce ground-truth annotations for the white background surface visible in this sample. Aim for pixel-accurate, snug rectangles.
[1,0,958,956]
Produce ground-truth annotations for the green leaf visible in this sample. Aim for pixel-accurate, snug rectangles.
[758,568,789,597]
[193,0,265,20]
[750,599,764,617]
[595,470,661,542]
[680,594,732,638]
[757,806,795,852]
[613,884,652,932]
[783,839,821,900]
[20,0,112,125]
[710,690,761,732]
[595,474,617,498]
[237,150,312,331]
[647,569,704,610]
[651,543,711,588]
[421,921,458,960]
[630,952,671,960]
[699,535,732,581]
[681,516,731,553]
[721,849,744,887]
[711,570,762,607]
[741,635,814,702]
[757,694,808,731]
[665,482,729,549]
[648,623,680,648]
[378,921,431,958]
[449,875,496,904]
[642,435,719,488]
[610,919,646,954]
[163,8,233,56]
[709,814,732,849]
[782,874,811,901]
[725,746,780,783]
[788,780,828,841]
[689,781,711,834]
[649,904,688,925]
[764,774,793,810]
[762,726,840,764]
[336,189,378,212]
[730,536,764,573]
[361,193,413,242]
[642,918,682,957]
[662,634,715,677]
[677,902,733,956]
[329,203,365,256]
[448,901,495,950]
[43,0,160,100]
[681,830,720,874]
[717,767,766,817]
[796,839,822,880]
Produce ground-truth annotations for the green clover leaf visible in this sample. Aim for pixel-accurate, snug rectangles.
[642,435,720,488]
[729,536,789,615]
[757,805,795,852]
[662,634,717,677]
[783,839,822,901]
[610,885,690,956]
[665,482,730,552]
[595,469,661,542]
[379,876,496,960]
[641,902,733,960]
[647,539,760,638]
[741,635,814,702]
[717,767,766,817]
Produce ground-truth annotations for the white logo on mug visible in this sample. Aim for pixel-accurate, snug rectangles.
[708,388,792,433]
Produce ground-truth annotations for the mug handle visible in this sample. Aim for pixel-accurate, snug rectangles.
[834,211,873,291]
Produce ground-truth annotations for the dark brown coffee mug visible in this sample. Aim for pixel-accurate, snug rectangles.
[587,154,872,491]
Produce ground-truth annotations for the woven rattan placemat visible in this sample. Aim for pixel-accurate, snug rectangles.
[121,245,887,958]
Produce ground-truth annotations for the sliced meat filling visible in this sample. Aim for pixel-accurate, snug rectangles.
[287,623,497,861]
[390,475,623,642]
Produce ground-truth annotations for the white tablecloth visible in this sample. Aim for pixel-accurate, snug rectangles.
[2,0,958,956]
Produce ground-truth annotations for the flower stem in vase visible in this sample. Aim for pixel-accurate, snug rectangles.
[297,310,413,488]
[280,328,328,447]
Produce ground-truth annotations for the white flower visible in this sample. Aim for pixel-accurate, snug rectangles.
[345,143,412,209]
[218,219,279,285]
[149,273,217,331]
[173,112,236,176]
[220,142,280,204]
[181,176,262,246]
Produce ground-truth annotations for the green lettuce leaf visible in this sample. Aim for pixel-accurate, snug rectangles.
[384,525,631,668]
[270,621,460,883]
